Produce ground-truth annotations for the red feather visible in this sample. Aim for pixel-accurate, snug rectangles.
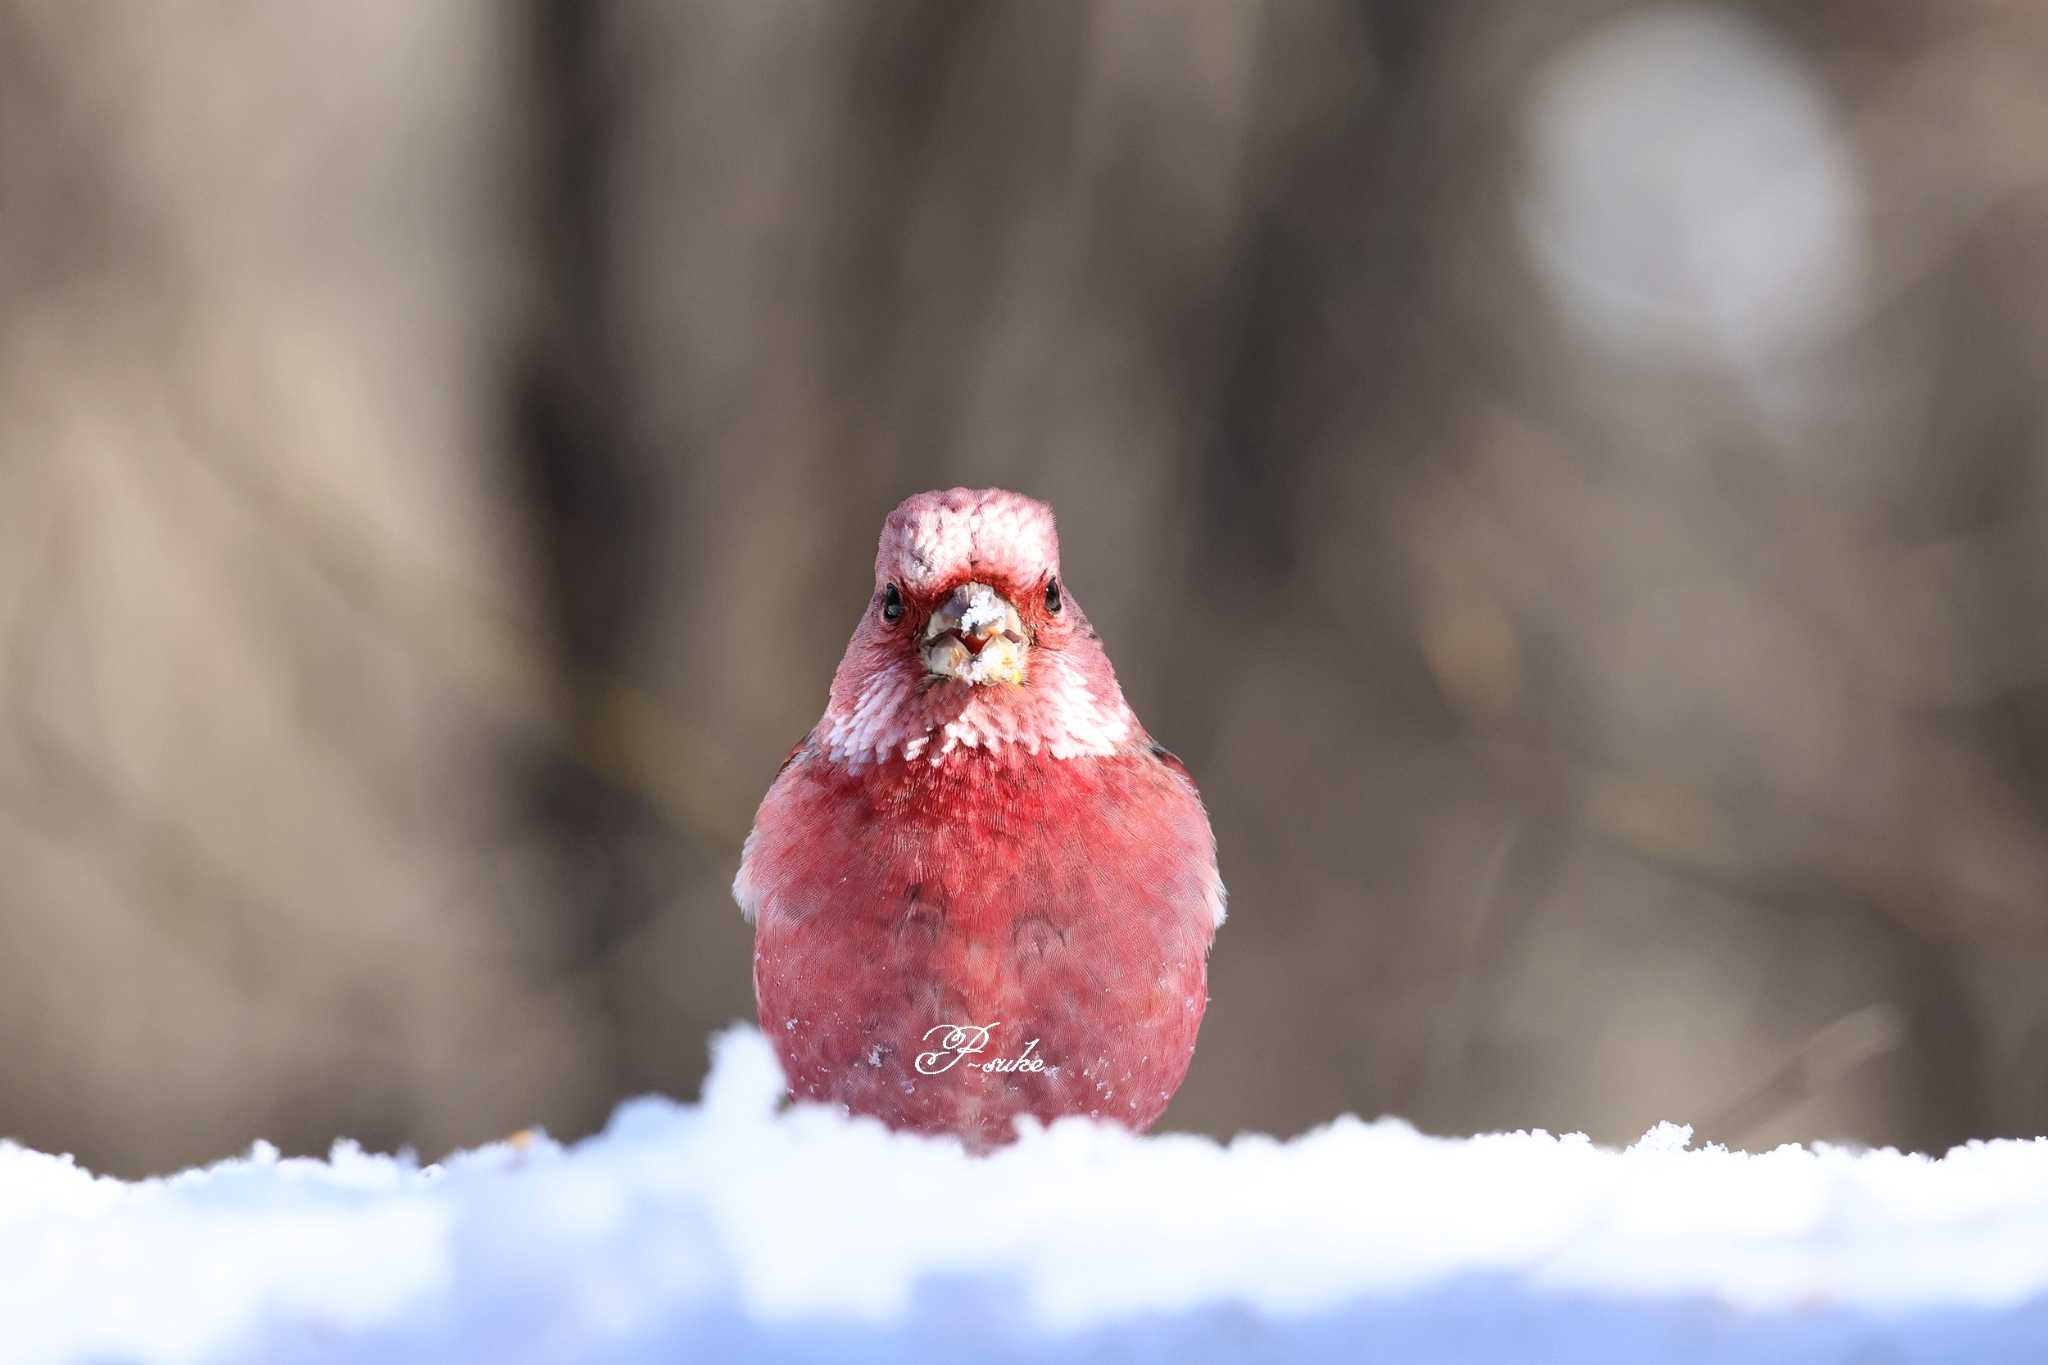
[736,489,1223,1147]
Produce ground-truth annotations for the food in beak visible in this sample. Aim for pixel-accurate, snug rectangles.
[923,582,1028,685]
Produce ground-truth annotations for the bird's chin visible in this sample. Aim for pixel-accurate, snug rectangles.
[922,638,1029,686]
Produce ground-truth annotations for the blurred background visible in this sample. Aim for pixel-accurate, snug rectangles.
[6,0,2048,1177]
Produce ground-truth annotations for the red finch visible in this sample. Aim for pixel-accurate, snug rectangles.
[735,488,1225,1147]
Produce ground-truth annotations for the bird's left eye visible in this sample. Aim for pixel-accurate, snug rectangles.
[1044,577,1062,614]
[882,583,904,623]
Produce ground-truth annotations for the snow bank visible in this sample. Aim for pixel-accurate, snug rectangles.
[5,1028,2047,1364]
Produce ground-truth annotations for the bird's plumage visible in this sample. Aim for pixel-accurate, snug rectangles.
[735,488,1223,1146]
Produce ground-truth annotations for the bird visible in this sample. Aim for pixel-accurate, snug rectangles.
[734,487,1225,1147]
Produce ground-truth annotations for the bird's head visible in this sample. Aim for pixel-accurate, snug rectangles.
[871,489,1066,688]
[819,488,1136,766]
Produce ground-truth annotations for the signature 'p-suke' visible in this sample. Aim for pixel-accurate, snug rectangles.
[735,487,1226,1149]
[914,1023,1044,1076]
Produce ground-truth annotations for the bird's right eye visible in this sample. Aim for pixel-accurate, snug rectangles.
[882,583,904,623]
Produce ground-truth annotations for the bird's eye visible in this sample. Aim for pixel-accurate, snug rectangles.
[882,583,904,623]
[1044,577,1062,614]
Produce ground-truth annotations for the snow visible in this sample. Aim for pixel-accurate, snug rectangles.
[6,1027,2048,1364]
[953,582,1011,637]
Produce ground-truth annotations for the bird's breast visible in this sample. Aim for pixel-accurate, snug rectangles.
[744,745,1218,1143]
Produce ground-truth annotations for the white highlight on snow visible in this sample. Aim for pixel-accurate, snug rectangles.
[9,1027,2048,1364]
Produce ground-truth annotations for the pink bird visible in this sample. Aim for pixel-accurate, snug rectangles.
[735,488,1225,1147]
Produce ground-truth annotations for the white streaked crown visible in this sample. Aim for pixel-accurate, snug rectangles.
[876,488,1058,592]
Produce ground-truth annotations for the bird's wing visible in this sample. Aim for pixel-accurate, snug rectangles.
[1147,740,1192,782]
[733,729,814,923]
[1144,740,1228,931]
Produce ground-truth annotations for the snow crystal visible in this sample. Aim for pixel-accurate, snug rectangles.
[5,1026,2048,1364]
[954,582,1009,636]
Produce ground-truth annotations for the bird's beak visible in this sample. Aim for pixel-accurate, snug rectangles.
[922,582,1028,685]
